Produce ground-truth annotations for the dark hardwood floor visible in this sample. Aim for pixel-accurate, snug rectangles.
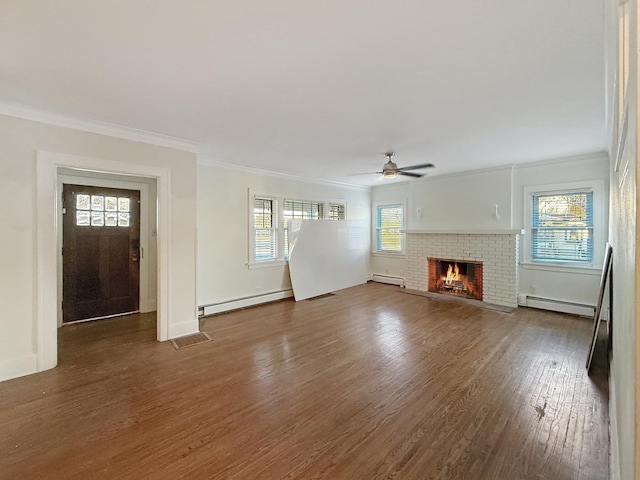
[0,282,609,479]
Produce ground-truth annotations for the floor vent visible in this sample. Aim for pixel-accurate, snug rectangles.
[171,332,212,349]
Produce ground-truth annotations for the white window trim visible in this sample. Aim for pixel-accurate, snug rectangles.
[247,191,349,268]
[371,251,407,259]
[325,198,347,220]
[372,201,407,255]
[247,259,287,269]
[248,191,280,268]
[522,180,605,270]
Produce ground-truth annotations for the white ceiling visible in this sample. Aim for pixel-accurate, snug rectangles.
[0,1,606,186]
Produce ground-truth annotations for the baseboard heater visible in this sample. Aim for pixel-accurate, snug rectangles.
[520,295,596,317]
[370,274,405,287]
[199,289,293,317]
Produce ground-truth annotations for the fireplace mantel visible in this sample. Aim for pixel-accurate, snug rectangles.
[402,229,524,235]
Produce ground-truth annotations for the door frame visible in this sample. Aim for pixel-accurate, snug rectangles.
[37,150,171,372]
[57,175,154,325]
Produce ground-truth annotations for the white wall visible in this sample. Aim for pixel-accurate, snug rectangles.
[197,163,371,308]
[370,154,610,309]
[0,114,198,382]
[514,153,609,307]
[370,165,513,279]
[605,0,638,478]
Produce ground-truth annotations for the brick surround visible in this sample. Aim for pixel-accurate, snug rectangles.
[404,232,520,308]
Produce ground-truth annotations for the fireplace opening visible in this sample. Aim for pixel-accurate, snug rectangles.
[428,258,483,301]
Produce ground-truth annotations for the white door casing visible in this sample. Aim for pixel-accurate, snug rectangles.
[36,150,171,372]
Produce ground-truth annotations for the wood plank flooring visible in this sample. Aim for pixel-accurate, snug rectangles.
[0,282,609,479]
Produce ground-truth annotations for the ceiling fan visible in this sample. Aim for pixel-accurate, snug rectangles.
[353,152,435,179]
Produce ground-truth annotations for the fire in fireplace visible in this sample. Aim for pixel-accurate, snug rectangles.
[428,258,483,301]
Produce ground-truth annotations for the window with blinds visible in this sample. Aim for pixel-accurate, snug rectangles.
[253,197,277,261]
[328,203,346,221]
[283,199,323,259]
[376,205,403,252]
[531,191,593,263]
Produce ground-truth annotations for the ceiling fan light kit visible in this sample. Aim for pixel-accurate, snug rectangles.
[382,152,398,179]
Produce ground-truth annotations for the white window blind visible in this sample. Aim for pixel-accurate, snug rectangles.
[253,197,277,261]
[531,191,594,263]
[328,203,346,220]
[376,205,403,252]
[283,199,323,259]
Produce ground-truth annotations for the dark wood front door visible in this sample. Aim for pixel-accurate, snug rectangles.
[62,184,141,323]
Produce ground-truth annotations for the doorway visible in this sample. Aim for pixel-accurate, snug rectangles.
[62,184,141,323]
[37,151,172,373]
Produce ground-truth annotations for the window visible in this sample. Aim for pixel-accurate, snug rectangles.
[283,199,323,259]
[376,205,404,253]
[253,197,277,261]
[531,190,593,263]
[328,203,346,221]
[248,193,349,267]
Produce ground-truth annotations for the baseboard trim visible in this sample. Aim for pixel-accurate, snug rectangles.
[370,274,405,286]
[168,319,199,340]
[141,299,158,314]
[519,295,595,317]
[200,290,293,316]
[0,354,38,382]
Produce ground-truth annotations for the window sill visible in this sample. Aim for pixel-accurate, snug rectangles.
[520,261,601,275]
[371,252,406,258]
[247,259,288,270]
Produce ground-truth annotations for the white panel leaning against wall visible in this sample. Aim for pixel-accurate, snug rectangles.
[248,188,346,268]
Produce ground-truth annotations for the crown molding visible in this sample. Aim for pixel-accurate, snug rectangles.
[512,150,609,169]
[0,101,198,153]
[197,154,371,192]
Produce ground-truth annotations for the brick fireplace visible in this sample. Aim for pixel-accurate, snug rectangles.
[404,230,521,308]
[428,258,483,300]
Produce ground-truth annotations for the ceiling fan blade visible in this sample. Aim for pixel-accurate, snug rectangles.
[398,163,435,171]
[347,172,382,176]
[398,171,423,178]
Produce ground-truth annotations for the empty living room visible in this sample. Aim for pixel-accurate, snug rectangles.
[0,1,637,479]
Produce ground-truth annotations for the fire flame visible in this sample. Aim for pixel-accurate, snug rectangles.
[444,263,460,285]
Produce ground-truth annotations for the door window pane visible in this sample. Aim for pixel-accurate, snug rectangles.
[75,193,133,227]
[91,195,104,211]
[76,211,90,226]
[76,194,90,210]
[118,212,130,227]
[118,198,130,212]
[91,211,104,226]
[105,197,118,211]
[105,212,118,226]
